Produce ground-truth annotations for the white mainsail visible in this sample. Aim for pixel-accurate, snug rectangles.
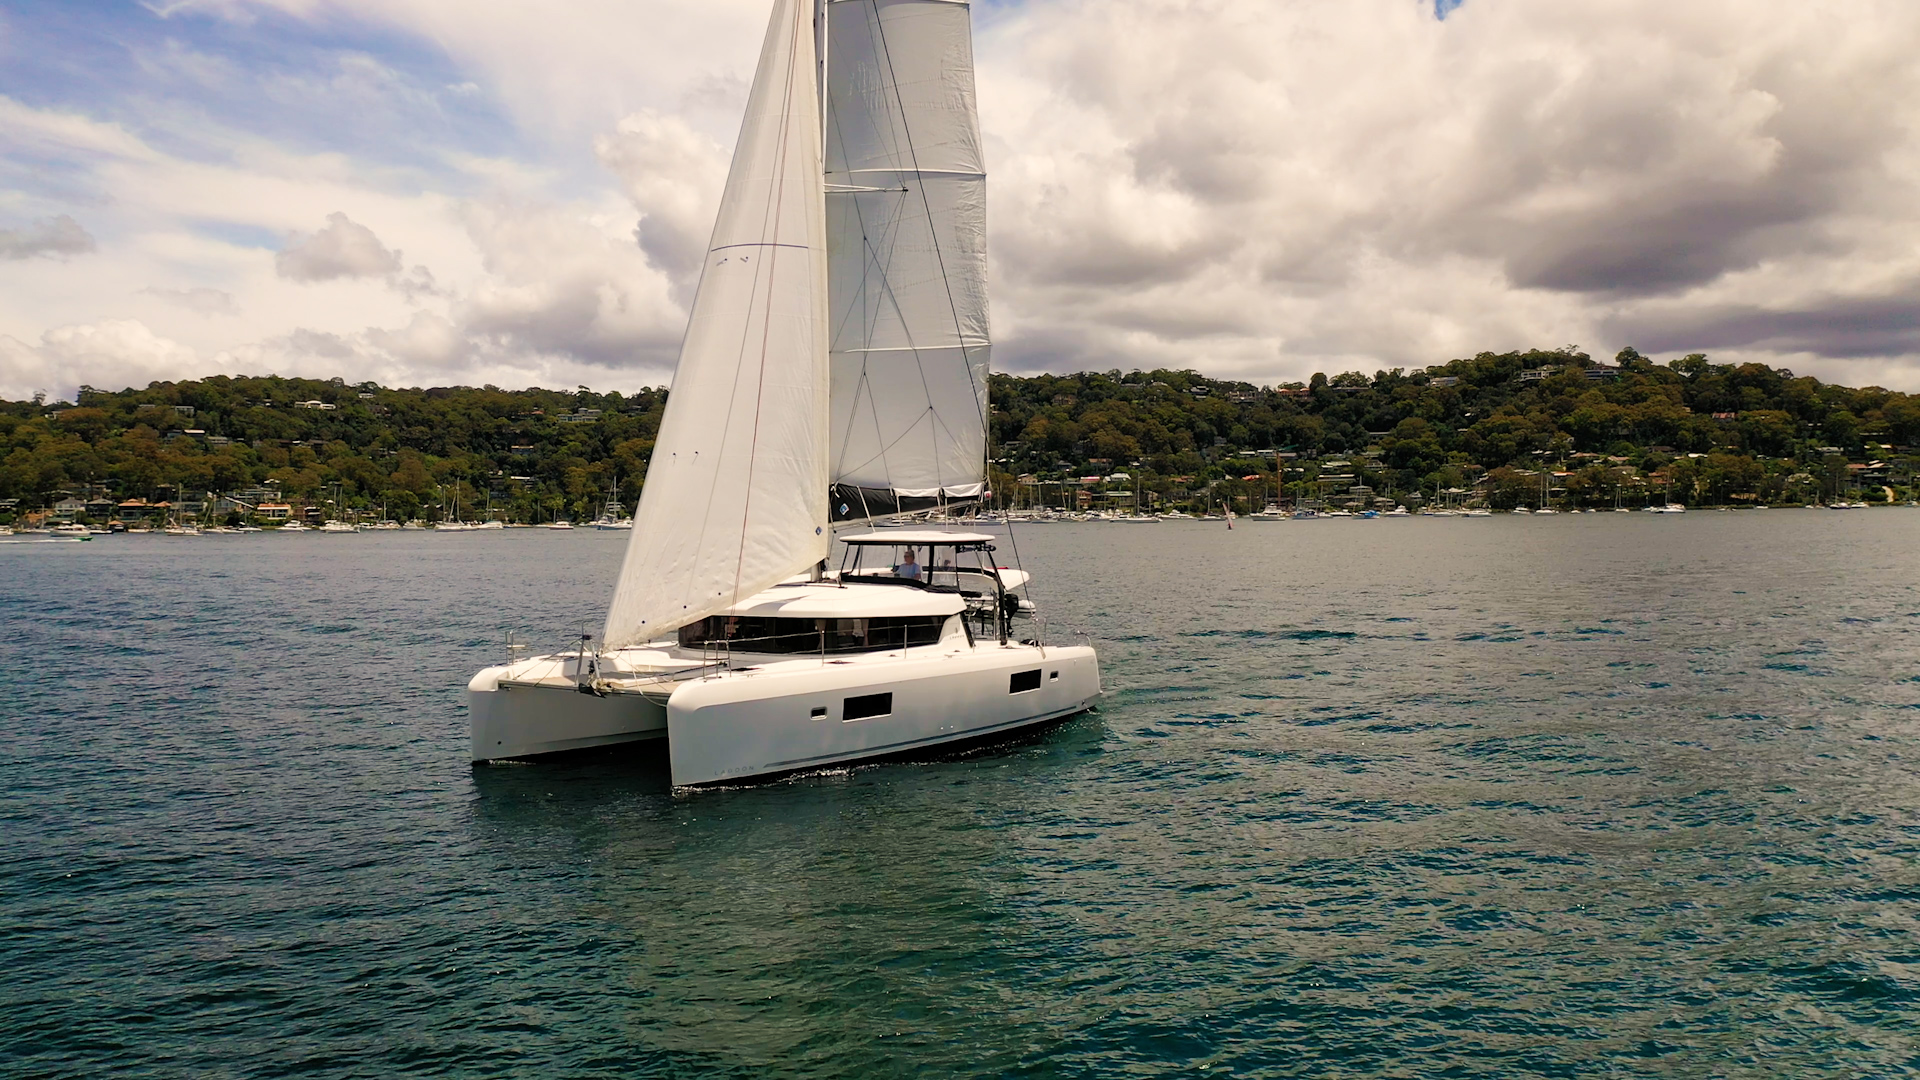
[823,0,991,521]
[602,0,829,650]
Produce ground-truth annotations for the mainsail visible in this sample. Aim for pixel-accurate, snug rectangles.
[823,0,991,521]
[602,0,829,649]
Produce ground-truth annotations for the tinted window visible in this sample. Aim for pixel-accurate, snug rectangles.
[679,614,947,654]
[844,692,892,721]
[1010,669,1042,693]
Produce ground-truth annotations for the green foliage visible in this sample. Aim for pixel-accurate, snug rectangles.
[987,350,1920,508]
[0,376,664,522]
[3,349,1915,517]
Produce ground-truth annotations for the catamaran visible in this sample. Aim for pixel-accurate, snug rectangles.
[468,0,1100,786]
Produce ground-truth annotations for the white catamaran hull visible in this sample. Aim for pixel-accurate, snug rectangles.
[469,638,1101,784]
[666,644,1100,786]
[468,676,668,760]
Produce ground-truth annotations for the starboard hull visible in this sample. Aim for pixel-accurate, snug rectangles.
[665,644,1100,786]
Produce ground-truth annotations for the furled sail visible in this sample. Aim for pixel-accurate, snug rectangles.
[823,0,991,522]
[602,0,828,649]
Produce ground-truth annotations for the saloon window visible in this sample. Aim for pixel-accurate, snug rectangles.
[678,614,948,654]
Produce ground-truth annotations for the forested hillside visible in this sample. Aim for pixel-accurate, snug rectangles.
[3,347,1916,523]
[0,377,664,524]
[989,348,1918,510]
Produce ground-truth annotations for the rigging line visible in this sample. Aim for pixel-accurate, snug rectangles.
[829,362,871,487]
[820,5,895,374]
[864,3,974,501]
[651,13,806,634]
[856,209,941,450]
[831,355,936,484]
[733,0,810,613]
[1003,506,1039,644]
[830,363,900,520]
[861,360,901,502]
[831,165,924,489]
[868,0,990,437]
[817,3,890,374]
[838,401,939,479]
[824,5,939,495]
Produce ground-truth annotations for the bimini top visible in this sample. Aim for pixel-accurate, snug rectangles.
[731,581,964,619]
[838,530,995,546]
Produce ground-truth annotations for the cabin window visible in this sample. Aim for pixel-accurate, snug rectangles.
[1010,669,1042,694]
[677,614,947,654]
[844,692,892,721]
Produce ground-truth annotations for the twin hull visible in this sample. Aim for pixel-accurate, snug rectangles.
[469,644,1100,786]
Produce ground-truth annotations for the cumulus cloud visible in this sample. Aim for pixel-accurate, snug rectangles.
[595,110,728,292]
[7,0,1920,397]
[456,198,684,367]
[0,215,97,260]
[979,0,1920,380]
[0,320,200,401]
[275,211,403,282]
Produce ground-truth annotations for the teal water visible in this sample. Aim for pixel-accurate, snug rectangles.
[4,515,1919,1077]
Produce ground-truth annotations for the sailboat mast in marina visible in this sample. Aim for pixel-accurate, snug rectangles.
[468,0,1101,786]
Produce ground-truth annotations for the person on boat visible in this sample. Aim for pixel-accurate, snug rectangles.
[895,549,921,580]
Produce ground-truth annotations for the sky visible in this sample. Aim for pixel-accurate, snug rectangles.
[2,0,1918,401]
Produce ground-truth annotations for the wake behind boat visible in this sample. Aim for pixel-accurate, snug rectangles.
[468,0,1100,786]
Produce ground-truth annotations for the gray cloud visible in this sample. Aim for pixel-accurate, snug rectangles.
[275,212,402,282]
[0,215,96,260]
[595,110,727,296]
[1610,282,1920,360]
[11,0,1920,398]
[980,0,1920,383]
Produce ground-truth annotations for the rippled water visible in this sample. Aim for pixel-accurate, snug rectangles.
[5,514,1919,1077]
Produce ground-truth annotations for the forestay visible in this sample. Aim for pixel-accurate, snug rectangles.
[603,0,829,649]
[824,0,991,522]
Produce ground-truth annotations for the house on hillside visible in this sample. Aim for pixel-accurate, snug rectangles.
[117,500,169,523]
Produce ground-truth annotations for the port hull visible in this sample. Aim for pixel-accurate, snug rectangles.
[468,674,667,761]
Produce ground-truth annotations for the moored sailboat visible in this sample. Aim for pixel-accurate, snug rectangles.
[468,0,1099,786]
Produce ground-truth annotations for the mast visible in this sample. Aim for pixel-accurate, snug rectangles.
[814,0,827,141]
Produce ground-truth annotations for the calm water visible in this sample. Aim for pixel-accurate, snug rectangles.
[4,515,1919,1078]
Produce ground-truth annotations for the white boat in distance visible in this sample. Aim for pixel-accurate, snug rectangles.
[593,485,635,530]
[469,0,1099,786]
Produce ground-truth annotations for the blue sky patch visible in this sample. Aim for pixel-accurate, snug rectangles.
[0,1,523,183]
[1436,0,1468,19]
